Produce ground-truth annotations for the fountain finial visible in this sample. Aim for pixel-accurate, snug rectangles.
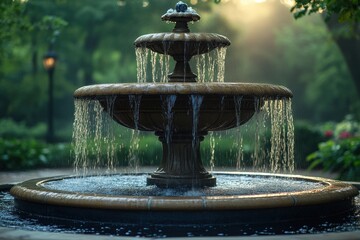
[175,1,188,12]
[161,1,200,33]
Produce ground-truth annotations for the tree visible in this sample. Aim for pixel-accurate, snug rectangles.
[291,0,360,97]
[291,0,360,26]
[0,0,30,57]
[275,16,357,121]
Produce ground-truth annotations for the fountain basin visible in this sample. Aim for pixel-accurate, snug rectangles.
[134,33,230,56]
[10,173,358,226]
[73,82,292,132]
[73,82,293,187]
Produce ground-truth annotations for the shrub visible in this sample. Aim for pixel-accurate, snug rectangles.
[0,138,71,170]
[0,138,48,170]
[306,115,360,181]
[0,118,46,139]
[294,121,325,169]
[307,137,360,181]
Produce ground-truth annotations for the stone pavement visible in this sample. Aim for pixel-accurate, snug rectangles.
[1,227,359,240]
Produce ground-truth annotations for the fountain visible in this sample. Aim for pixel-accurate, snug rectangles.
[5,1,359,237]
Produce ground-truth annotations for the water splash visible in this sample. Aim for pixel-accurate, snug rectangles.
[195,52,206,83]
[72,97,118,175]
[216,47,227,83]
[136,47,171,83]
[195,46,227,83]
[217,97,295,173]
[103,97,118,171]
[128,95,142,172]
[135,45,227,83]
[285,99,295,172]
[73,99,91,174]
[252,98,269,172]
[234,96,244,169]
[72,96,295,177]
[191,95,203,163]
[135,47,149,83]
[150,51,157,83]
[209,131,216,172]
[268,98,294,172]
[161,95,177,145]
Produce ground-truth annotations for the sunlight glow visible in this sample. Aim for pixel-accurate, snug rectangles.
[117,0,126,7]
[280,0,295,7]
[239,0,267,5]
[204,0,295,7]
[142,0,149,8]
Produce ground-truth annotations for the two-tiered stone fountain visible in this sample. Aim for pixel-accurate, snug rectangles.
[9,1,358,235]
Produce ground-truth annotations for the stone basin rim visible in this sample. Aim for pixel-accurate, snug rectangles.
[134,32,230,46]
[73,83,293,98]
[10,172,358,211]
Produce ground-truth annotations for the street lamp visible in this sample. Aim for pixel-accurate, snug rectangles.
[43,50,57,142]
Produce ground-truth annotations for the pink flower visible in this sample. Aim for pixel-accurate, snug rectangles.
[324,130,333,138]
[339,131,352,139]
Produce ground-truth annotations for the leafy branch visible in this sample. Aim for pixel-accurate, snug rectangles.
[291,0,360,24]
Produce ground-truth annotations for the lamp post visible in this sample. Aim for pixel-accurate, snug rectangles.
[43,50,57,142]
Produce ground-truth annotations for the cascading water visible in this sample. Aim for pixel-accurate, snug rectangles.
[161,94,177,166]
[136,45,227,83]
[72,95,295,175]
[73,98,119,174]
[128,95,142,172]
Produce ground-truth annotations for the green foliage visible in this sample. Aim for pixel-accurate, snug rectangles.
[307,115,360,180]
[0,138,71,170]
[138,135,162,166]
[0,138,46,170]
[0,0,30,57]
[320,115,360,139]
[0,118,46,139]
[294,121,325,168]
[38,15,68,45]
[291,0,360,24]
[275,17,357,121]
[307,137,360,181]
[0,119,71,170]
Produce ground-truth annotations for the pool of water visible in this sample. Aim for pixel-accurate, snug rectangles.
[42,173,325,196]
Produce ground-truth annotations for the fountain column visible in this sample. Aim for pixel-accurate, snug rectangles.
[148,133,215,187]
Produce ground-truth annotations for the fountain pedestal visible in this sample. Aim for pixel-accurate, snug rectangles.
[148,133,215,187]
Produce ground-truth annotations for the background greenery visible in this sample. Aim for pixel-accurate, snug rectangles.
[0,0,359,180]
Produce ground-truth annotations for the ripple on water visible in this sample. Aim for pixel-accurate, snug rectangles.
[41,174,325,197]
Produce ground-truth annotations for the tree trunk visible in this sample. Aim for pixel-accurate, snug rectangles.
[325,17,360,96]
[83,30,98,86]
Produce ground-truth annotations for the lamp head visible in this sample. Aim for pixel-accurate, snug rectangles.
[43,51,57,70]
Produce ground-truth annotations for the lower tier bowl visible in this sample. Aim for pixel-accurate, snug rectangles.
[9,172,359,226]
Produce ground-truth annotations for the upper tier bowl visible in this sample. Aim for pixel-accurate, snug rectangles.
[134,33,230,56]
[74,82,293,133]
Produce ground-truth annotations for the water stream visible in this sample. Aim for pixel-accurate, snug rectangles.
[128,95,142,172]
[73,96,295,174]
[135,45,227,83]
[161,95,177,162]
